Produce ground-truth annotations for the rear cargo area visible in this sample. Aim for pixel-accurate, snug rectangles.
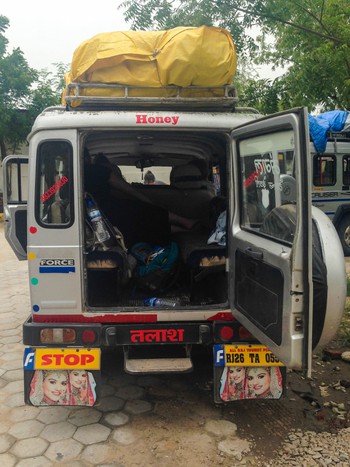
[83,130,229,310]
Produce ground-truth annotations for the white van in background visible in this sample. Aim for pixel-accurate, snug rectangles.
[310,131,350,255]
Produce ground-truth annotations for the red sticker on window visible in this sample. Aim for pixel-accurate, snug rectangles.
[41,176,68,202]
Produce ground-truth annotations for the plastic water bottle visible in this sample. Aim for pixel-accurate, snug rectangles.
[86,198,113,250]
[144,297,177,307]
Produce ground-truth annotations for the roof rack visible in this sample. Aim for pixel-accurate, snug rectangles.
[64,83,239,112]
[326,129,350,153]
[327,130,350,141]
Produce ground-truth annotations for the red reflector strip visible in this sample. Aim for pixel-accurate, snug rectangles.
[207,312,234,322]
[33,314,158,323]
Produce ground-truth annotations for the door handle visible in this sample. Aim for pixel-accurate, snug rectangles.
[245,247,263,260]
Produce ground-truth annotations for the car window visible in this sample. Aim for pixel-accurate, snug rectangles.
[119,165,172,185]
[36,140,73,227]
[313,154,336,186]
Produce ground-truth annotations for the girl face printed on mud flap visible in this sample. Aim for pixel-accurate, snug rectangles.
[247,367,271,397]
[228,367,245,385]
[42,371,68,402]
[70,370,88,390]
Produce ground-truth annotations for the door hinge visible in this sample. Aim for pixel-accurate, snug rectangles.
[294,315,303,332]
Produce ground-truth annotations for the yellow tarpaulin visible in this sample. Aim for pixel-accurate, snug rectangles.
[63,26,236,104]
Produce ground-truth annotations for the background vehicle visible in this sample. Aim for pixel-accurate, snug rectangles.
[311,131,350,255]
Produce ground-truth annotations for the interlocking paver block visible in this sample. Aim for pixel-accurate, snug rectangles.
[100,384,117,397]
[104,411,130,427]
[1,352,23,363]
[16,456,52,467]
[0,433,16,453]
[0,420,11,435]
[107,373,137,387]
[68,407,101,426]
[3,380,24,394]
[45,438,83,462]
[1,335,21,344]
[97,396,125,412]
[0,453,16,467]
[81,443,120,464]
[2,359,22,371]
[10,405,39,422]
[8,420,45,439]
[124,399,153,415]
[0,312,16,322]
[10,437,49,458]
[74,423,111,444]
[4,344,24,353]
[37,407,70,424]
[4,392,25,408]
[57,462,88,467]
[1,369,23,382]
[115,385,144,400]
[40,421,76,442]
[111,426,137,445]
[0,329,21,337]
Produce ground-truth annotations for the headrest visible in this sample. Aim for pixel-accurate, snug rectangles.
[170,163,204,189]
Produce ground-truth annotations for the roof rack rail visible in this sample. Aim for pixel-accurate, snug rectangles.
[64,83,239,112]
[327,130,350,141]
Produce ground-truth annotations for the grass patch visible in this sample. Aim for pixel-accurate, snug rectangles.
[338,298,350,347]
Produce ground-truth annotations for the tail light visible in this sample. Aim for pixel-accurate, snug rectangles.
[219,325,234,341]
[40,328,76,344]
[82,329,97,344]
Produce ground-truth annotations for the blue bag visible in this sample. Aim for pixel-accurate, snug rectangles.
[130,242,179,292]
[309,111,349,153]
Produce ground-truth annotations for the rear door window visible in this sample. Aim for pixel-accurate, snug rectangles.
[35,141,73,227]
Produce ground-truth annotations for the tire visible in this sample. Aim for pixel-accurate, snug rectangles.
[337,215,350,256]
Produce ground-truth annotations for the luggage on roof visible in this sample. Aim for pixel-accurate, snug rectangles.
[63,26,236,105]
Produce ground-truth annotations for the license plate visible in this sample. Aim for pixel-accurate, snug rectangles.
[223,344,283,367]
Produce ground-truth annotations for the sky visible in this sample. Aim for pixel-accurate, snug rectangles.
[2,0,129,71]
[1,0,281,79]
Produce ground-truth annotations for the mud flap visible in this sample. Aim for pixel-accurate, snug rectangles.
[23,347,101,406]
[213,344,286,403]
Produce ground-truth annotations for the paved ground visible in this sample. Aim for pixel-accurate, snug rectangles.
[1,221,350,466]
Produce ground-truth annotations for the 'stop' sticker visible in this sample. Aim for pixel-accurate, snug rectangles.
[24,348,101,370]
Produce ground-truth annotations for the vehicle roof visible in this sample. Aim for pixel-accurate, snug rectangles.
[28,106,260,141]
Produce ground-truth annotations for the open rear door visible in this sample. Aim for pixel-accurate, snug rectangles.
[2,155,28,260]
[230,108,312,373]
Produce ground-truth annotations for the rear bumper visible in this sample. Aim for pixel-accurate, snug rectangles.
[23,315,255,347]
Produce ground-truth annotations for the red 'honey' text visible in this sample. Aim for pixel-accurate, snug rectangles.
[136,115,179,125]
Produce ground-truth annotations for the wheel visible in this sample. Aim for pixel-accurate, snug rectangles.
[337,215,350,256]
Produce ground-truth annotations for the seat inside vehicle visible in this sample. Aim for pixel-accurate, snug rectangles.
[83,130,228,309]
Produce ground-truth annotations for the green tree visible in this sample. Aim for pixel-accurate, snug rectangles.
[27,64,66,121]
[0,16,64,159]
[120,0,258,58]
[0,15,35,157]
[120,0,350,111]
[236,77,279,114]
